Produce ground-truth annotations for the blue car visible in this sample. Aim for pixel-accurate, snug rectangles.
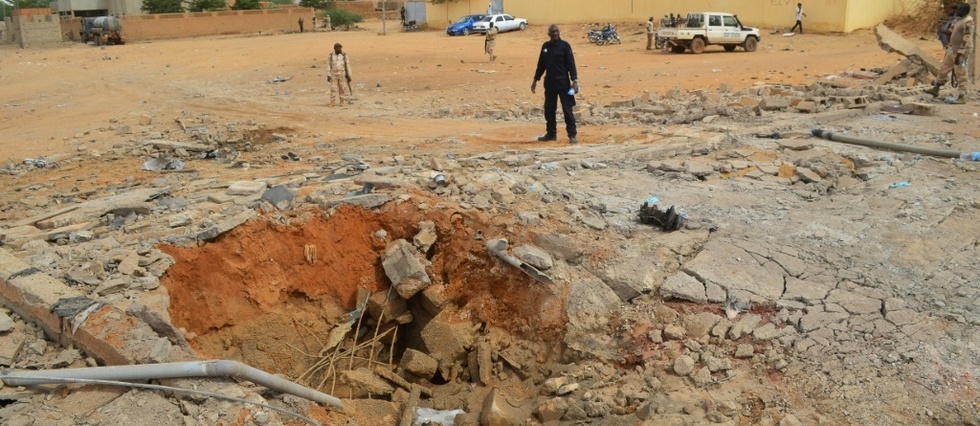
[446,14,486,36]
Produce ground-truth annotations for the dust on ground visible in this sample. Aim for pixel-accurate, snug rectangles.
[0,17,978,426]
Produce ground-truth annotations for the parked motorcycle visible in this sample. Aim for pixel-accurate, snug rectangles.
[588,24,621,45]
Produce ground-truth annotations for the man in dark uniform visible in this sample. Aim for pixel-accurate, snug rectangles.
[531,24,580,144]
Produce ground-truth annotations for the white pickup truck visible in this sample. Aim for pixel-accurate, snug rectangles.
[656,12,760,54]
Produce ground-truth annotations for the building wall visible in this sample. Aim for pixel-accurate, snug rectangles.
[425,0,919,33]
[9,9,64,48]
[62,7,314,42]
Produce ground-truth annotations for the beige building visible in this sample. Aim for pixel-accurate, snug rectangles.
[426,0,921,33]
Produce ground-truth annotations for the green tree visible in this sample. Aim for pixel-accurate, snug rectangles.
[298,0,326,10]
[231,0,260,10]
[326,9,362,29]
[15,0,52,7]
[187,0,225,11]
[142,0,183,14]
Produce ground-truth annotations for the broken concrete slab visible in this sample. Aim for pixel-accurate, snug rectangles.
[660,272,707,303]
[326,193,393,209]
[874,25,941,76]
[342,368,395,395]
[682,239,785,302]
[480,387,527,426]
[196,209,257,242]
[227,181,268,196]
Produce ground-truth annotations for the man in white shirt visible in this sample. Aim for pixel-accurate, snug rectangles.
[790,3,807,34]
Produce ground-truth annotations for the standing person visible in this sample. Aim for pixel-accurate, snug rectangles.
[485,21,499,62]
[400,6,406,25]
[938,4,957,49]
[790,3,806,34]
[311,15,317,31]
[925,3,974,104]
[486,1,492,14]
[646,17,654,50]
[325,14,332,32]
[298,17,304,33]
[327,43,353,106]
[531,24,579,144]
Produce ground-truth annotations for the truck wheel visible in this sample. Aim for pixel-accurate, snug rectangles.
[671,45,686,54]
[724,45,736,52]
[743,37,758,52]
[690,37,705,54]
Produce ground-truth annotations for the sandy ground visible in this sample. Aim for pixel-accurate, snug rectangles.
[0,21,940,162]
[2,19,978,426]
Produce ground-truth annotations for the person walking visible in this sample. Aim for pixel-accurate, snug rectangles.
[327,43,353,106]
[298,17,304,33]
[531,24,579,144]
[925,3,974,104]
[485,21,499,62]
[646,17,654,50]
[790,3,806,34]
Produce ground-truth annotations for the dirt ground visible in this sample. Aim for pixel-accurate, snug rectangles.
[1,18,978,426]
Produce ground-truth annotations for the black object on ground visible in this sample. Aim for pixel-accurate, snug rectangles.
[638,202,683,231]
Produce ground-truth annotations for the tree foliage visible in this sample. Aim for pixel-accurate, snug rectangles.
[326,9,363,29]
[231,0,260,10]
[14,0,50,8]
[298,0,326,10]
[142,0,183,14]
[187,0,226,12]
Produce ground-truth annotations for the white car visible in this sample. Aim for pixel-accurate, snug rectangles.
[472,14,528,33]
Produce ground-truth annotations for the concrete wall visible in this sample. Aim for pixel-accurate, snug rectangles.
[62,7,315,42]
[8,9,64,48]
[425,0,919,33]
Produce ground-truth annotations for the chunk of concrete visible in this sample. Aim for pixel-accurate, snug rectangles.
[660,272,707,303]
[366,290,411,324]
[196,209,257,242]
[341,368,394,395]
[420,311,476,378]
[326,193,392,209]
[512,245,553,271]
[413,221,437,253]
[227,181,268,196]
[381,239,431,299]
[399,348,438,379]
[260,185,294,210]
[874,24,941,76]
[481,388,527,426]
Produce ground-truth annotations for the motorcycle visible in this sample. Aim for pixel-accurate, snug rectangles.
[588,24,621,45]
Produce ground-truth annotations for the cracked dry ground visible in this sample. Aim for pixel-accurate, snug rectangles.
[0,21,978,426]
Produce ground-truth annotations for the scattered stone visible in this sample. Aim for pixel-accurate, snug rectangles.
[227,181,268,196]
[399,348,438,379]
[513,244,553,271]
[260,185,294,210]
[660,272,707,303]
[691,366,713,386]
[342,368,395,395]
[382,239,431,299]
[673,355,696,376]
[413,221,438,253]
[0,311,16,332]
[481,388,526,426]
[734,344,754,358]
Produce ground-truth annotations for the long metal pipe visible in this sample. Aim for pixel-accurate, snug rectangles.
[0,360,343,410]
[811,129,963,159]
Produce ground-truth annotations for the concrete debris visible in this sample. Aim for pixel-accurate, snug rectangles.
[382,239,431,299]
[873,25,941,76]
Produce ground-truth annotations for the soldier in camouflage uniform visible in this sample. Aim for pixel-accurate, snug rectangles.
[925,3,974,104]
